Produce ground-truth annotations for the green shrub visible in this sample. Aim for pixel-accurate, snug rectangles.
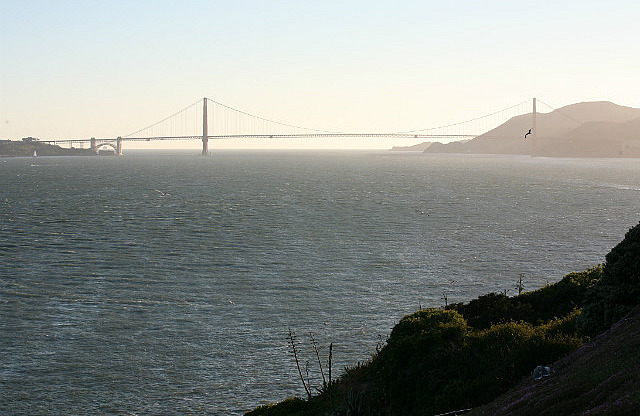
[388,308,469,347]
[447,292,516,329]
[449,266,601,329]
[368,307,582,415]
[517,267,602,321]
[370,309,469,414]
[461,315,582,397]
[244,397,306,416]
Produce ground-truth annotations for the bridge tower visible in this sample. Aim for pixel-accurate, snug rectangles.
[532,97,537,156]
[202,97,209,156]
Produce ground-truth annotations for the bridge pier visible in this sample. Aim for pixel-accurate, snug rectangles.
[202,97,209,155]
[90,137,97,153]
[116,137,123,156]
[202,138,209,156]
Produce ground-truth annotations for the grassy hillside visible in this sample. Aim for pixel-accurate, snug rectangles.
[468,306,640,415]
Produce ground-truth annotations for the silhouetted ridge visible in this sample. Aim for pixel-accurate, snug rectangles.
[425,101,640,157]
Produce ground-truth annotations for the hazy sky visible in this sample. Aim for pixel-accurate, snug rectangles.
[2,1,639,149]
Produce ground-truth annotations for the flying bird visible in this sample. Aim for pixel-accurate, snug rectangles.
[155,189,169,196]
[524,129,532,139]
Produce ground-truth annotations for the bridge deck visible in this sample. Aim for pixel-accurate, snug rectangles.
[40,133,477,144]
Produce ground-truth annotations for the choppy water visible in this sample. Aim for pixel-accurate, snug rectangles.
[1,150,639,414]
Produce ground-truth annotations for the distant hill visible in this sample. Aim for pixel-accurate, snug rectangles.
[424,101,640,157]
[390,141,433,151]
[0,140,96,157]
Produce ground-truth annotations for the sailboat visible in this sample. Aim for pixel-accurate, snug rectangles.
[32,150,37,157]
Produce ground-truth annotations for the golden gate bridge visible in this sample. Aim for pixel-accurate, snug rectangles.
[39,97,546,155]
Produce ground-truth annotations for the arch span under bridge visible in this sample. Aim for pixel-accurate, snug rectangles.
[40,97,541,155]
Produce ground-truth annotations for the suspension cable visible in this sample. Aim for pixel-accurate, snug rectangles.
[536,99,583,124]
[392,100,532,134]
[206,98,343,134]
[123,99,202,138]
[123,97,541,139]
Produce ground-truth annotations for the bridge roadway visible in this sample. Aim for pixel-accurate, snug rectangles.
[36,97,484,154]
[39,133,477,155]
[124,133,477,140]
[42,133,475,142]
[35,97,539,154]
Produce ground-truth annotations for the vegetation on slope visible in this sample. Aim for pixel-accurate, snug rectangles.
[578,222,640,336]
[468,306,640,415]
[447,266,601,330]
[246,221,640,415]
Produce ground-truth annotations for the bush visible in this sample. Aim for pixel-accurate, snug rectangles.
[447,292,516,329]
[244,397,306,416]
[459,314,582,403]
[370,309,469,414]
[448,266,601,329]
[388,308,468,346]
[368,307,582,415]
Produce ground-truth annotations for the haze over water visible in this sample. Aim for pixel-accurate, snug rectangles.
[2,151,640,414]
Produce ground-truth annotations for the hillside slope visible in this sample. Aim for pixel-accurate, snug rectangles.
[425,101,640,157]
[468,306,640,415]
[390,141,433,151]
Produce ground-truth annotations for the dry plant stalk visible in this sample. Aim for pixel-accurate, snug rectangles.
[288,327,312,399]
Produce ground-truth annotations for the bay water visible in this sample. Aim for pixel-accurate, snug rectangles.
[1,150,639,414]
